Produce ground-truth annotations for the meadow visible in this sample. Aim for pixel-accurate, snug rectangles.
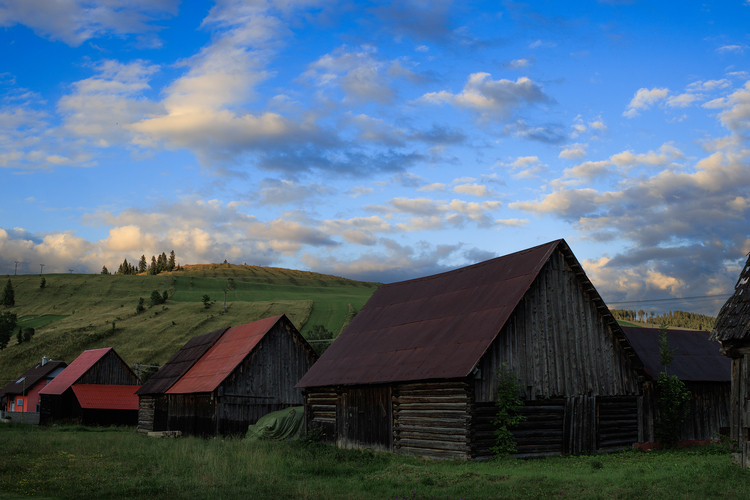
[0,264,378,381]
[0,423,747,500]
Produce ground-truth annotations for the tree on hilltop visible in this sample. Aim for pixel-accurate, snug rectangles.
[168,250,176,271]
[139,255,147,273]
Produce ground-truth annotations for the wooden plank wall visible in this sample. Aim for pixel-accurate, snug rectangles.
[305,387,337,444]
[338,385,392,452]
[597,396,638,450]
[137,395,155,434]
[474,249,640,402]
[167,394,215,436]
[77,351,140,385]
[473,399,565,459]
[217,319,317,435]
[640,381,730,443]
[393,381,471,460]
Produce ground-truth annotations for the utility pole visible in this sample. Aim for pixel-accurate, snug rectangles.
[69,269,73,274]
[223,290,227,313]
[39,264,44,275]
[14,261,19,275]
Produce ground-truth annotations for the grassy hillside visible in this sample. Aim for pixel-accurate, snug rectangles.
[0,264,379,380]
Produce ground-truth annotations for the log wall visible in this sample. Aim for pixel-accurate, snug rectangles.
[474,249,640,402]
[137,395,155,435]
[306,387,337,443]
[77,351,140,385]
[393,381,471,460]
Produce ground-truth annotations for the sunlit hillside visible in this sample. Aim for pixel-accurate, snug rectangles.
[0,264,379,380]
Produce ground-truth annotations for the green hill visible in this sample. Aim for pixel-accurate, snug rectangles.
[0,264,379,381]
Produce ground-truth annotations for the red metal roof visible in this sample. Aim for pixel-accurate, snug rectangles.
[166,315,284,394]
[71,384,140,410]
[297,240,563,388]
[39,348,113,396]
[136,327,229,395]
[621,327,730,382]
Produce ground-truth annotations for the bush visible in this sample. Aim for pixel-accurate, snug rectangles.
[202,294,211,309]
[150,290,164,307]
[491,364,526,455]
[655,373,691,447]
[136,297,145,314]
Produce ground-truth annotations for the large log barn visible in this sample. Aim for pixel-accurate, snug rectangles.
[713,252,750,467]
[296,239,650,460]
[137,315,317,436]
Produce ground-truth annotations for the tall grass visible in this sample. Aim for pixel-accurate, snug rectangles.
[0,424,747,499]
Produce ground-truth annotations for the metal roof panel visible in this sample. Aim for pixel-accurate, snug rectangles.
[72,384,140,410]
[39,348,113,396]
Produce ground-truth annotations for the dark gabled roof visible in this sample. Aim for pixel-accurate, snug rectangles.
[39,348,114,396]
[297,239,637,388]
[622,327,730,382]
[0,360,67,399]
[136,327,229,395]
[713,253,750,343]
[72,384,140,410]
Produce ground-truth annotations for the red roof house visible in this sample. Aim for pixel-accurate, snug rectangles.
[136,315,317,436]
[0,358,67,422]
[39,347,140,426]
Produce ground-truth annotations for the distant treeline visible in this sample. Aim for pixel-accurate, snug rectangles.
[611,309,716,331]
[112,250,182,276]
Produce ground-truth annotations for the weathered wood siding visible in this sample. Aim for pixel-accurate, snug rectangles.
[138,395,155,434]
[339,385,392,452]
[639,381,730,443]
[306,387,337,443]
[76,351,140,385]
[393,381,470,459]
[597,396,638,450]
[167,394,215,436]
[473,399,565,459]
[475,249,640,401]
[216,319,316,434]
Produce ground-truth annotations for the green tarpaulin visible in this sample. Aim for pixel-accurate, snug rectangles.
[245,406,305,441]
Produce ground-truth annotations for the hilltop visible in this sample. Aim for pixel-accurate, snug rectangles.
[0,264,379,381]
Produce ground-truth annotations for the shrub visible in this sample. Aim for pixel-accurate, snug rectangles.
[202,294,211,309]
[150,290,163,307]
[23,327,34,342]
[136,297,145,314]
[40,277,46,289]
[655,373,691,447]
[491,364,526,455]
[0,311,17,350]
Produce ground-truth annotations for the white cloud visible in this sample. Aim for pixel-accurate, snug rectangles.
[717,81,750,133]
[508,58,530,69]
[453,183,492,197]
[687,79,731,91]
[420,73,551,121]
[716,45,745,54]
[416,45,429,52]
[559,143,587,160]
[623,87,669,118]
[589,119,607,132]
[666,93,701,108]
[418,183,446,192]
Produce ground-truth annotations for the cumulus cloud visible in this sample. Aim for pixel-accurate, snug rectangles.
[623,87,669,118]
[0,0,178,47]
[559,143,587,159]
[717,81,750,134]
[365,196,502,230]
[666,93,701,108]
[420,73,552,121]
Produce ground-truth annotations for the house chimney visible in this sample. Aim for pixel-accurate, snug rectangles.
[42,356,47,366]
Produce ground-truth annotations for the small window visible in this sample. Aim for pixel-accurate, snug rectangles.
[16,398,23,407]
[15,376,25,384]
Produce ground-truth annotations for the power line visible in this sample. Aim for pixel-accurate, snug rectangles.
[608,293,732,306]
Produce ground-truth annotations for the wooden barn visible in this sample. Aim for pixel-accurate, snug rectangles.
[0,358,67,424]
[712,253,750,467]
[137,315,317,437]
[297,239,649,460]
[622,326,730,445]
[39,348,141,425]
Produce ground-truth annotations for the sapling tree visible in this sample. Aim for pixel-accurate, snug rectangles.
[0,311,18,350]
[40,277,46,289]
[655,324,691,447]
[2,279,15,307]
[491,363,526,455]
[202,294,211,309]
[136,297,145,314]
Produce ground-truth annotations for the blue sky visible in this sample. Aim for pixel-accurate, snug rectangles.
[1,0,749,315]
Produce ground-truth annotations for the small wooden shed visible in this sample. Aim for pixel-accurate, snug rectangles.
[713,253,750,467]
[137,315,317,436]
[38,348,141,425]
[297,239,649,460]
[622,326,730,444]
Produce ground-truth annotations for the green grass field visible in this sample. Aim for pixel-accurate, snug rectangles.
[0,423,747,500]
[0,265,379,381]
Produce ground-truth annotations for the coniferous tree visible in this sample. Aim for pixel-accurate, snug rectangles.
[2,279,15,307]
[150,255,158,275]
[40,277,46,289]
[0,311,17,349]
[101,266,109,275]
[139,255,148,273]
[159,252,168,273]
[16,328,23,345]
[168,250,176,271]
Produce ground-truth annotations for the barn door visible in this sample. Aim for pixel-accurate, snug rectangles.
[337,386,392,451]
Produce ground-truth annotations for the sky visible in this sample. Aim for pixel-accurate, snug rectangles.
[1,0,749,316]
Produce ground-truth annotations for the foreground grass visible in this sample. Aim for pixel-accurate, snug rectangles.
[0,424,747,500]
